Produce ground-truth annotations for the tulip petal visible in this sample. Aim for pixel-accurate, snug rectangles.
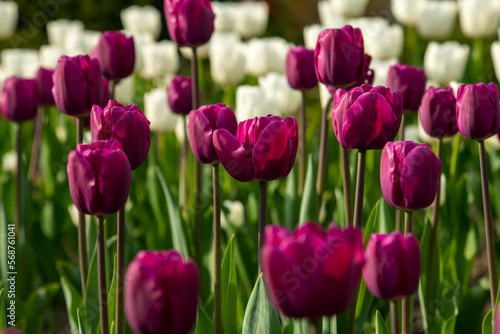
[189,109,217,164]
[53,57,88,116]
[98,150,132,214]
[213,128,254,182]
[67,151,97,215]
[252,121,291,180]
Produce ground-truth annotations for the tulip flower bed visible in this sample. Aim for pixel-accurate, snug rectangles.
[3,0,500,334]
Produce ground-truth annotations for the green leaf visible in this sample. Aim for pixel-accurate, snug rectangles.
[78,309,87,334]
[375,311,390,334]
[363,200,381,245]
[291,319,308,334]
[61,277,84,334]
[195,307,213,334]
[24,282,61,333]
[107,255,117,330]
[0,289,5,330]
[482,310,492,334]
[418,217,431,333]
[355,280,374,333]
[156,167,188,256]
[146,163,166,240]
[299,155,318,224]
[285,168,298,229]
[0,201,7,282]
[242,274,281,334]
[221,235,238,333]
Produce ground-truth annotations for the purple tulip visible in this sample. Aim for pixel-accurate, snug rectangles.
[495,304,500,334]
[91,31,135,83]
[67,139,131,215]
[332,84,402,150]
[262,222,364,318]
[125,250,199,334]
[386,62,426,112]
[163,0,215,47]
[35,67,55,106]
[363,232,421,300]
[1,77,38,122]
[188,103,238,164]
[419,86,457,138]
[52,55,103,117]
[213,115,298,182]
[167,76,193,115]
[380,141,441,211]
[0,330,25,334]
[73,77,110,128]
[456,82,500,141]
[286,46,318,91]
[91,100,151,170]
[314,25,365,88]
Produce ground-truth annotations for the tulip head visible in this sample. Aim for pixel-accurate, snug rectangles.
[1,77,38,122]
[91,31,135,83]
[286,46,318,91]
[125,250,199,334]
[35,67,55,106]
[419,86,457,138]
[363,232,421,300]
[167,76,193,115]
[386,62,426,112]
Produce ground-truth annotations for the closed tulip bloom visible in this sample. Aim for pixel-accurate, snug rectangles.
[144,88,179,133]
[139,40,179,80]
[424,42,469,86]
[386,62,426,112]
[419,86,457,138]
[0,1,18,39]
[209,32,246,86]
[1,77,38,122]
[391,0,424,26]
[91,100,150,170]
[125,250,199,334]
[163,0,215,47]
[363,232,421,300]
[245,37,293,77]
[333,84,402,150]
[417,1,457,40]
[188,103,238,164]
[235,85,280,121]
[121,5,162,39]
[262,223,365,318]
[213,115,298,182]
[456,83,500,140]
[67,140,132,215]
[35,67,55,106]
[459,0,500,39]
[91,31,135,83]
[234,1,269,39]
[491,42,500,83]
[52,55,103,117]
[314,26,365,88]
[167,76,192,116]
[381,141,441,211]
[286,46,318,91]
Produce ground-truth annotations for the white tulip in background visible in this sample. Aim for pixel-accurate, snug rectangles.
[319,83,334,110]
[391,0,424,26]
[211,1,238,32]
[221,200,245,229]
[120,5,162,40]
[317,1,346,27]
[0,1,18,39]
[144,87,179,133]
[235,85,280,121]
[180,42,210,60]
[492,42,500,82]
[424,41,469,86]
[39,45,67,69]
[449,80,463,98]
[459,0,500,38]
[417,1,457,40]
[234,1,269,39]
[245,37,293,77]
[371,58,399,86]
[258,72,302,116]
[174,115,188,145]
[140,40,179,81]
[349,17,403,60]
[1,49,39,78]
[115,75,136,105]
[64,30,101,56]
[209,32,246,86]
[330,0,370,18]
[47,19,84,49]
[124,31,155,73]
[303,24,325,50]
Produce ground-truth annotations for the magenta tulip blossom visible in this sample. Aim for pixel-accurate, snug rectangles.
[419,86,457,138]
[35,67,55,106]
[386,62,426,112]
[261,222,365,318]
[286,46,318,91]
[456,82,500,141]
[188,103,238,164]
[380,141,441,211]
[332,84,402,150]
[91,100,150,170]
[125,250,199,334]
[52,55,103,117]
[67,139,131,215]
[163,0,215,47]
[1,76,38,122]
[213,115,298,182]
[167,75,193,115]
[91,31,135,83]
[363,232,421,300]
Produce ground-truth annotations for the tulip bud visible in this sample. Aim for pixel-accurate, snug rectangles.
[459,0,500,39]
[333,84,402,150]
[144,88,179,133]
[262,223,365,318]
[381,140,441,211]
[0,1,18,39]
[419,86,457,138]
[125,250,199,334]
[167,76,193,116]
[35,68,55,106]
[456,83,500,141]
[363,232,421,300]
[424,42,469,86]
[52,55,103,117]
[417,1,457,40]
[1,77,38,122]
[386,62,426,112]
[120,5,162,40]
[163,0,215,47]
[91,31,135,83]
[91,100,150,170]
[67,140,132,215]
[213,115,297,182]
[188,103,237,164]
[286,46,318,91]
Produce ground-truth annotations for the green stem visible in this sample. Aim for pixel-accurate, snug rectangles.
[213,164,222,334]
[299,92,306,197]
[28,107,45,182]
[402,211,413,334]
[390,300,399,334]
[97,216,109,334]
[342,147,353,226]
[258,180,268,273]
[472,38,484,81]
[115,206,125,334]
[16,123,22,231]
[181,116,189,210]
[76,117,88,301]
[353,150,366,228]
[317,97,333,206]
[109,79,115,100]
[310,317,322,334]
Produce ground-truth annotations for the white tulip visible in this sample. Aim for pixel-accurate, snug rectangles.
[234,1,269,39]
[64,30,101,56]
[39,45,66,69]
[449,81,463,98]
[303,24,325,50]
[211,1,238,32]
[179,42,210,60]
[235,85,280,121]
[417,1,457,40]
[2,151,16,173]
[349,17,403,60]
[459,0,500,38]
[0,1,18,39]
[175,114,188,145]
[371,58,399,86]
[47,19,84,49]
[317,1,346,27]
[486,133,500,150]
[209,32,246,86]
[330,0,370,18]
[140,40,179,80]
[391,0,424,26]
[492,41,500,83]
[319,83,334,110]
[114,75,136,105]
[124,31,155,73]
[144,88,179,133]
[424,41,469,86]
[1,48,39,78]
[120,5,162,40]
[221,200,245,229]
[245,37,293,77]
[258,72,302,116]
